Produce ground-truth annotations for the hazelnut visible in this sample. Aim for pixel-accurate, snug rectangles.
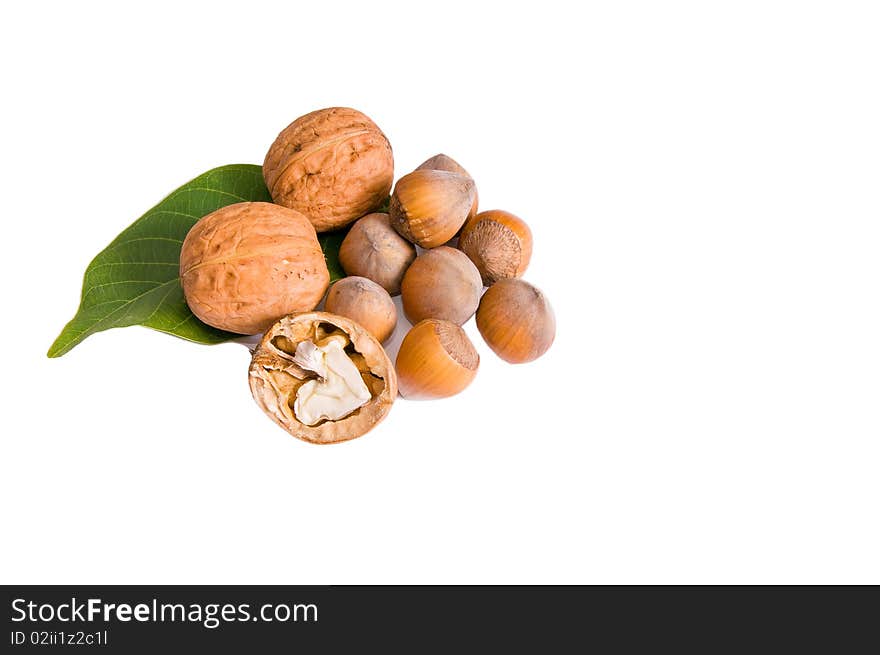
[338,212,416,295]
[263,107,394,232]
[396,319,479,400]
[249,312,397,444]
[416,153,478,220]
[476,279,555,363]
[400,246,482,326]
[458,210,533,285]
[324,276,397,343]
[389,169,476,248]
[180,202,329,335]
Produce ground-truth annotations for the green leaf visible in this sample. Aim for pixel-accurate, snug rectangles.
[320,229,348,281]
[48,164,349,358]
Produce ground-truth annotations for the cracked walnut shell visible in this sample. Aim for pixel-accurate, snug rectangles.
[263,107,394,232]
[249,312,397,444]
[180,202,329,335]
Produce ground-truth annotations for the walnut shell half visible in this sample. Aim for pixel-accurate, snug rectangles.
[263,107,394,232]
[249,312,397,444]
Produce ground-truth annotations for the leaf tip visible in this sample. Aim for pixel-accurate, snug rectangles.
[47,328,77,358]
[47,338,66,358]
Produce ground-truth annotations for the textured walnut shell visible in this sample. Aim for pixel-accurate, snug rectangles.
[263,107,394,232]
[180,202,329,335]
[389,169,476,248]
[458,210,533,285]
[249,312,397,444]
[416,153,478,221]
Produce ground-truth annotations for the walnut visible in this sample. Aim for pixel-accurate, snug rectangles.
[263,107,394,232]
[180,202,329,335]
[249,312,397,444]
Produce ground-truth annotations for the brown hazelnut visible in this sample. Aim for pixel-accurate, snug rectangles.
[249,312,397,444]
[458,210,533,285]
[324,276,397,343]
[416,153,478,220]
[338,213,416,295]
[476,279,555,363]
[180,202,329,335]
[389,169,476,248]
[396,319,479,400]
[400,246,482,326]
[263,107,394,232]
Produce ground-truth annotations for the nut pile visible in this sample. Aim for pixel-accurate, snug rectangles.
[180,107,555,444]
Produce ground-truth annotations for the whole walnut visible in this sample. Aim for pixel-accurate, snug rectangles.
[180,202,329,335]
[263,107,394,232]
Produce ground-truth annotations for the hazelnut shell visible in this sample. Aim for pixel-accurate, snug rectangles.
[400,246,483,326]
[249,312,397,444]
[180,202,329,335]
[396,319,479,400]
[476,279,555,363]
[416,153,478,220]
[389,169,476,248]
[458,210,533,285]
[263,107,394,232]
[324,276,397,343]
[338,212,416,295]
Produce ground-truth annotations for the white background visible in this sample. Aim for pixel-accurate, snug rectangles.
[1,1,878,584]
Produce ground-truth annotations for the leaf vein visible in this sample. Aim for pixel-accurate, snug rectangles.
[167,312,196,332]
[106,236,184,250]
[143,208,200,220]
[141,284,178,325]
[161,186,251,205]
[88,261,179,271]
[60,280,179,342]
